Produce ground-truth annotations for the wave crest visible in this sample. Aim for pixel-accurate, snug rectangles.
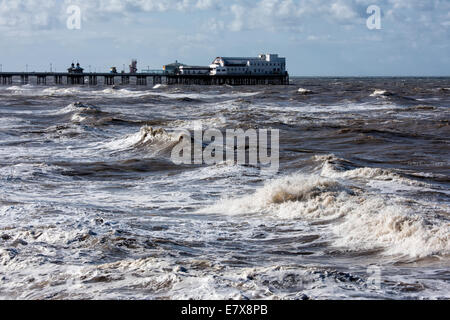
[202,172,449,258]
[370,89,394,97]
[298,88,315,95]
[104,126,182,157]
[203,174,354,220]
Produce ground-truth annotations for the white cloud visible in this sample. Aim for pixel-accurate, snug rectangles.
[195,0,218,10]
[0,0,57,28]
[204,17,225,32]
[330,1,357,21]
[0,0,218,30]
[0,0,448,41]
[229,4,245,32]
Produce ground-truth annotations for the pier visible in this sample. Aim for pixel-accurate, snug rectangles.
[0,72,289,86]
[0,54,290,86]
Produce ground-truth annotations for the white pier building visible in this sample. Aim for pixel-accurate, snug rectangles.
[210,54,286,76]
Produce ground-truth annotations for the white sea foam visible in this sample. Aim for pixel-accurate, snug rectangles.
[201,172,450,258]
[2,84,260,100]
[97,88,153,97]
[53,102,104,125]
[370,89,394,97]
[103,126,182,156]
[56,102,101,115]
[5,85,26,92]
[3,85,36,95]
[157,91,260,100]
[254,102,398,115]
[42,87,85,96]
[333,197,449,257]
[2,251,449,299]
[316,154,434,189]
[298,88,314,95]
[0,162,65,182]
[169,116,227,130]
[202,174,351,219]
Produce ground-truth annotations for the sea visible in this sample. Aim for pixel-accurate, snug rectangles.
[0,77,448,299]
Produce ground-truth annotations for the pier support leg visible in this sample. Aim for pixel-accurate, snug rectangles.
[137,76,148,86]
[54,76,63,85]
[105,76,115,86]
[37,76,47,85]
[21,75,29,85]
[121,76,129,85]
[88,76,97,86]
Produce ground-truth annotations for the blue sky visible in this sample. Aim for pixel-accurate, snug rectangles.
[0,0,449,76]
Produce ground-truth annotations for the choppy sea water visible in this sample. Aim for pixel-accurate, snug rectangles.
[0,78,448,300]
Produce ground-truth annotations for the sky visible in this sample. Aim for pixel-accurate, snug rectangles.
[0,0,449,76]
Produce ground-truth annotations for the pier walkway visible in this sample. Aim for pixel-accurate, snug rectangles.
[0,72,289,86]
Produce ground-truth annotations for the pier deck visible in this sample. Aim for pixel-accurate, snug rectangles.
[0,72,289,86]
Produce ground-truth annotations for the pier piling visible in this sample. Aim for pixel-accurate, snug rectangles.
[67,75,83,85]
[20,75,29,85]
[37,75,47,85]
[105,76,115,86]
[1,75,12,85]
[54,75,63,85]
[121,76,130,85]
[137,76,147,86]
[88,75,97,86]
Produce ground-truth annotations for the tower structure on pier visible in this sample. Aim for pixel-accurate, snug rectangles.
[67,62,84,74]
[129,60,138,74]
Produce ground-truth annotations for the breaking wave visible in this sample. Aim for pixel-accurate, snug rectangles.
[103,126,183,157]
[370,89,394,97]
[202,172,449,259]
[370,89,418,104]
[57,102,102,115]
[298,88,315,95]
[313,154,434,188]
[54,102,108,125]
[333,197,449,258]
[202,174,355,220]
